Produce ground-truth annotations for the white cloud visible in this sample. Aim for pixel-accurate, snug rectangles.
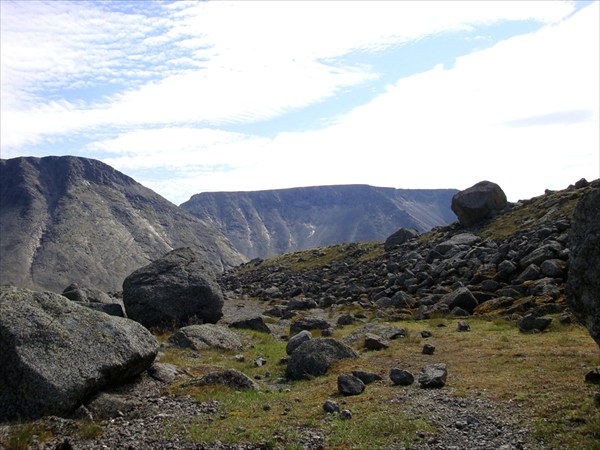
[2,0,596,205]
[113,1,598,204]
[1,0,577,151]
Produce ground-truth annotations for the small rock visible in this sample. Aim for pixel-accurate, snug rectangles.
[337,314,356,326]
[418,363,448,388]
[559,314,572,325]
[457,321,471,332]
[230,317,271,334]
[422,343,436,355]
[585,367,600,385]
[389,368,415,386]
[323,399,340,413]
[337,374,365,396]
[339,409,353,420]
[518,314,552,333]
[351,370,383,384]
[254,356,267,367]
[364,333,390,350]
[187,369,259,391]
[421,330,432,338]
[321,327,334,337]
[286,330,312,355]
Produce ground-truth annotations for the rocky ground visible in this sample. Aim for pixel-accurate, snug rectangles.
[1,296,541,450]
[2,180,598,450]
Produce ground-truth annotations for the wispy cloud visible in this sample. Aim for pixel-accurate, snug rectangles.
[1,0,597,204]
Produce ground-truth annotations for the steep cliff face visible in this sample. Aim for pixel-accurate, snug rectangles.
[0,156,246,292]
[180,185,458,259]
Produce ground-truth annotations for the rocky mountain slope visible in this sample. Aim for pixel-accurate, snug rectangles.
[180,185,458,259]
[0,156,246,293]
[220,179,598,323]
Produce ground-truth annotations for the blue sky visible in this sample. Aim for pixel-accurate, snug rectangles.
[1,1,598,205]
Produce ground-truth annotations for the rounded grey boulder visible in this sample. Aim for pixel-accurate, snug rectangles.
[123,247,224,330]
[451,181,507,227]
[0,286,158,421]
[167,324,242,351]
[285,338,358,380]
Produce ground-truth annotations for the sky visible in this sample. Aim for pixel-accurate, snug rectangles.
[1,0,598,205]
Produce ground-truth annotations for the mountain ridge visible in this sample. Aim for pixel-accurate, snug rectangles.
[180,184,458,259]
[0,156,246,292]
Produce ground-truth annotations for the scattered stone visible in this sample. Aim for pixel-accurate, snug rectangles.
[233,354,245,362]
[323,399,340,413]
[229,316,271,334]
[585,367,600,385]
[351,370,383,384]
[167,324,242,351]
[384,227,420,251]
[337,314,356,326]
[422,343,436,355]
[285,338,358,380]
[337,374,365,396]
[390,368,415,386]
[559,314,573,325]
[321,327,334,337]
[148,363,180,384]
[290,316,331,335]
[418,363,448,388]
[440,287,478,314]
[186,369,258,391]
[518,314,553,333]
[457,321,471,332]
[421,330,432,338]
[122,247,224,329]
[339,409,353,420]
[254,356,267,367]
[364,332,390,350]
[85,392,136,420]
[286,330,312,355]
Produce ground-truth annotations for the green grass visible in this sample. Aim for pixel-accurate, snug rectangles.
[0,423,53,450]
[3,316,596,449]
[156,317,600,449]
[249,242,383,273]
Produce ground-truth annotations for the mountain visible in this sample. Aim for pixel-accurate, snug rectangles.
[180,185,458,259]
[0,156,246,293]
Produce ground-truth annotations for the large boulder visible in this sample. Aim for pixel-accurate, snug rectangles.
[123,248,224,330]
[167,324,243,351]
[0,287,158,421]
[567,186,600,347]
[451,181,507,226]
[285,338,358,380]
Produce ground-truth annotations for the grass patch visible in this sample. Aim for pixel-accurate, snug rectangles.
[160,315,599,448]
[250,242,383,273]
[1,423,53,450]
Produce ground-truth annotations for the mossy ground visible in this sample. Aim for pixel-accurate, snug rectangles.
[158,318,599,449]
[2,317,598,449]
